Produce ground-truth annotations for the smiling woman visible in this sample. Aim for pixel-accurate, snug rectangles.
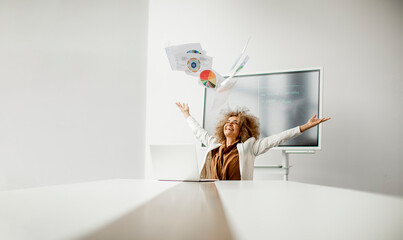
[175,102,330,180]
[215,108,260,146]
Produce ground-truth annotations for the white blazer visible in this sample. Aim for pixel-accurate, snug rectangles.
[186,116,302,180]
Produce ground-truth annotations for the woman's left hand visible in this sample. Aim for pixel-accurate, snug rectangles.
[299,114,331,132]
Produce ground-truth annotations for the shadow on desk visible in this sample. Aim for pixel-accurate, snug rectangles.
[81,182,233,240]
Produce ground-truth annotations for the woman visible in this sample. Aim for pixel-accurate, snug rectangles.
[176,102,330,180]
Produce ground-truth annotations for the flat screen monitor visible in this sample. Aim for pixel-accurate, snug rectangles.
[203,68,323,151]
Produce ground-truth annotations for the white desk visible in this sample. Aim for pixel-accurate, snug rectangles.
[0,180,180,240]
[1,180,402,240]
[215,181,403,240]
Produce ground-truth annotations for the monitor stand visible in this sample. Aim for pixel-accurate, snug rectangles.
[255,150,315,181]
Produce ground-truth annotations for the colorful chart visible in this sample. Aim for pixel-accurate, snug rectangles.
[187,50,202,54]
[187,58,201,72]
[200,70,216,88]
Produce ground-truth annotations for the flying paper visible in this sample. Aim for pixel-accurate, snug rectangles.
[219,55,250,93]
[166,43,222,88]
[228,37,250,72]
[165,43,205,71]
[165,40,250,107]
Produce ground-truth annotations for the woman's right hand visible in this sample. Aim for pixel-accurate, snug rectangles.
[175,102,191,118]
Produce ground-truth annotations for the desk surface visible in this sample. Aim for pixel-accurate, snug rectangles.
[1,180,402,240]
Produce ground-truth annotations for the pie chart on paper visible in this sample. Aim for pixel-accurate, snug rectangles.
[187,58,201,72]
[200,70,216,88]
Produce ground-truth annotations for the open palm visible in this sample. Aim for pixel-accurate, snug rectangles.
[307,114,331,128]
[175,102,190,118]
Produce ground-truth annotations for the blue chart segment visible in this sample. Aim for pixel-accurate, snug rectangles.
[187,58,201,72]
[187,50,202,54]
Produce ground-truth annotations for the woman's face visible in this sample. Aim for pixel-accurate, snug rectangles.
[223,116,241,139]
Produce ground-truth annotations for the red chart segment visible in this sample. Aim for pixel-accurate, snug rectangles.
[200,70,216,88]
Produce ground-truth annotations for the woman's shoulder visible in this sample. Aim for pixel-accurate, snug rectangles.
[239,137,257,146]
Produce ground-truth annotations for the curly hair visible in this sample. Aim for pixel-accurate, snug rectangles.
[214,107,260,143]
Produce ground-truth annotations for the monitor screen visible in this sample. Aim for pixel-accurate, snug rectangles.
[203,68,323,151]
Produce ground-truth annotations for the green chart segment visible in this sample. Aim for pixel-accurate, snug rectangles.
[200,70,216,88]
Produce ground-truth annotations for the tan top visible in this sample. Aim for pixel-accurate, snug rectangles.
[210,141,241,180]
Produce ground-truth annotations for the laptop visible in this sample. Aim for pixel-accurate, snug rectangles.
[150,144,217,182]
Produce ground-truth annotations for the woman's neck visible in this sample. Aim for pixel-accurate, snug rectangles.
[225,137,238,147]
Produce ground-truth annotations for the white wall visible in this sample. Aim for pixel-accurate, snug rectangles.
[0,0,148,190]
[146,0,403,195]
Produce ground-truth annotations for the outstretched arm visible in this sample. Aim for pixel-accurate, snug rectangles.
[175,102,190,119]
[175,102,215,147]
[252,114,331,155]
[299,114,331,132]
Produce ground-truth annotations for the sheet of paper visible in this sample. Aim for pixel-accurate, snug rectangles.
[165,43,205,70]
[198,70,225,89]
[172,53,213,76]
[165,41,250,102]
[228,37,250,72]
[235,55,250,73]
[218,55,249,92]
